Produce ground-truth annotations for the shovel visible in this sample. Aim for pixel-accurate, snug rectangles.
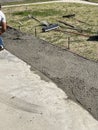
[28,15,49,26]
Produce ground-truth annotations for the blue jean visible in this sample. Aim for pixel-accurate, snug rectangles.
[0,37,4,46]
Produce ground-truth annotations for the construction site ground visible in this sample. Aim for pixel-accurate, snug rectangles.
[0,0,98,129]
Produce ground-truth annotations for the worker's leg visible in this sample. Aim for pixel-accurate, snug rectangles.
[0,37,4,51]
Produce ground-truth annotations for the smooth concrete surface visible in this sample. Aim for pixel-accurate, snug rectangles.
[0,49,98,130]
[3,0,98,8]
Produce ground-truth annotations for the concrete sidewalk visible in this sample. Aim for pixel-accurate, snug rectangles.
[0,49,98,130]
[61,0,98,5]
[3,0,98,8]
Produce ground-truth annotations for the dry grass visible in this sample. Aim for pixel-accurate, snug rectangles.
[3,2,98,61]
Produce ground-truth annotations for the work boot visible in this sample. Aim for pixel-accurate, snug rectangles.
[0,45,4,51]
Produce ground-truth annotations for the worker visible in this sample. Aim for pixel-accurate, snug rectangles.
[0,4,7,51]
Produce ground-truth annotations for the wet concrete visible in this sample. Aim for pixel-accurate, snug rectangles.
[2,27,98,120]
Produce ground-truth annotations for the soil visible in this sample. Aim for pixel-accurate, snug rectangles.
[2,26,98,120]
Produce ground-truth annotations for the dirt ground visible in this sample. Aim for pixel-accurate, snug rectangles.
[2,26,98,120]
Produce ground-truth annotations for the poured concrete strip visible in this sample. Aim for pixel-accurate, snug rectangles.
[61,0,98,5]
[0,50,98,130]
[3,0,98,8]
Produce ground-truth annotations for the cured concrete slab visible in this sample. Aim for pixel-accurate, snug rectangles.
[0,50,98,130]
